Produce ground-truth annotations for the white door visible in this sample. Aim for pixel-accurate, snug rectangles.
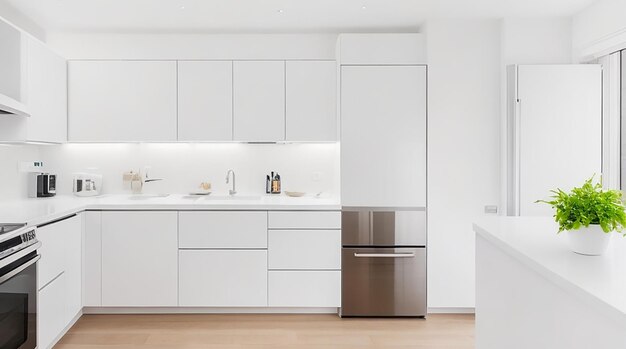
[179,250,267,306]
[233,61,285,141]
[25,38,67,143]
[178,61,233,141]
[101,211,178,306]
[286,61,337,141]
[516,65,602,216]
[68,61,177,142]
[341,65,427,207]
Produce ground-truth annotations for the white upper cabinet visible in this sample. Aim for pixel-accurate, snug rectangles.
[0,36,67,142]
[177,61,233,141]
[341,65,427,207]
[286,61,337,141]
[25,38,67,143]
[68,61,177,142]
[233,61,285,141]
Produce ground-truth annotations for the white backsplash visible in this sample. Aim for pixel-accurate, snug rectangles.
[0,144,42,202]
[39,143,340,198]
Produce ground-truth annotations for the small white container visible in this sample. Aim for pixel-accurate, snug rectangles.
[567,225,613,256]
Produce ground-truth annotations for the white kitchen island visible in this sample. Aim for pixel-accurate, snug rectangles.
[473,217,626,349]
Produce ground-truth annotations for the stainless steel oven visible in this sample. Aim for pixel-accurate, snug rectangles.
[341,208,427,317]
[0,224,40,349]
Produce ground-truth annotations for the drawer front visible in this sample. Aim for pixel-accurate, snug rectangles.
[179,250,268,307]
[268,211,340,229]
[37,215,80,289]
[179,211,268,248]
[268,230,341,270]
[269,271,340,307]
[341,247,426,316]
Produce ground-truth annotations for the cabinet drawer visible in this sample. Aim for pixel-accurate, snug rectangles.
[268,230,340,270]
[179,211,267,248]
[269,271,340,307]
[179,250,268,307]
[38,273,67,349]
[37,215,80,289]
[268,211,340,229]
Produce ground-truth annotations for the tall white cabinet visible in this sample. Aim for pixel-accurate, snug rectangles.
[506,65,602,216]
[341,65,427,207]
[68,61,177,142]
[233,61,285,141]
[177,61,233,141]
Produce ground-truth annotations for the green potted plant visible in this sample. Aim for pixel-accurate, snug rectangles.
[537,177,626,256]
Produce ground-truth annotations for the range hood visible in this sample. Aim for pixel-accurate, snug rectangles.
[0,93,29,116]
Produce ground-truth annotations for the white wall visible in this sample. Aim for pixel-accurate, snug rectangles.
[425,19,502,310]
[47,33,337,60]
[0,144,41,201]
[573,0,626,60]
[39,143,339,198]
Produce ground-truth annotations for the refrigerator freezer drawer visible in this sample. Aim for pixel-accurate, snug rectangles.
[342,209,426,246]
[341,247,426,317]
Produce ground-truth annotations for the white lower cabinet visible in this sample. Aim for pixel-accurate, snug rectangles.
[37,214,82,349]
[268,230,341,270]
[101,211,178,306]
[179,250,268,307]
[269,271,340,307]
[38,273,67,349]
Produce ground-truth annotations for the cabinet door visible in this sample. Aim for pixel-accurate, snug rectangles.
[341,65,427,207]
[178,61,233,141]
[233,61,285,141]
[83,211,102,306]
[68,61,177,142]
[37,217,70,289]
[38,273,67,349]
[269,271,340,307]
[268,230,341,270]
[179,211,267,248]
[179,250,267,307]
[101,211,178,306]
[26,38,67,143]
[286,61,337,141]
[64,214,82,321]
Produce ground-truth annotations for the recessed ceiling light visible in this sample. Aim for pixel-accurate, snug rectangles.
[180,5,185,10]
[277,9,285,14]
[361,5,367,10]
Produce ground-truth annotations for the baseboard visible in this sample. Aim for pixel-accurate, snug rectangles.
[83,307,340,315]
[428,307,475,314]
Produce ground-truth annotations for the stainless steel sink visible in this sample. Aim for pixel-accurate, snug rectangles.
[202,195,261,201]
[126,194,171,200]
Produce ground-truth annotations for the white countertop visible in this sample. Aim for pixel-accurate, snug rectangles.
[0,194,341,226]
[473,216,626,324]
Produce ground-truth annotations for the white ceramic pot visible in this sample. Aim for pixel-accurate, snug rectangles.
[567,225,613,256]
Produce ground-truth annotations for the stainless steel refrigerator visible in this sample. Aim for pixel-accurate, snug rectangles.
[340,65,428,317]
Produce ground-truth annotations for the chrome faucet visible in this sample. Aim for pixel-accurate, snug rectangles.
[226,169,236,196]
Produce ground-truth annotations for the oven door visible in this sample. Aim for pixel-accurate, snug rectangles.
[341,247,426,317]
[0,252,40,349]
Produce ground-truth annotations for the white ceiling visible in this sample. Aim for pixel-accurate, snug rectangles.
[4,0,597,34]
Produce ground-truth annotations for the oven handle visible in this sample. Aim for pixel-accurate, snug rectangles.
[0,241,41,270]
[354,252,415,258]
[0,254,40,285]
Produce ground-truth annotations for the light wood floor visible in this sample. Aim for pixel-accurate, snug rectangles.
[54,314,474,349]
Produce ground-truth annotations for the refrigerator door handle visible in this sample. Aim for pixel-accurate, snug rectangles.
[354,252,415,258]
